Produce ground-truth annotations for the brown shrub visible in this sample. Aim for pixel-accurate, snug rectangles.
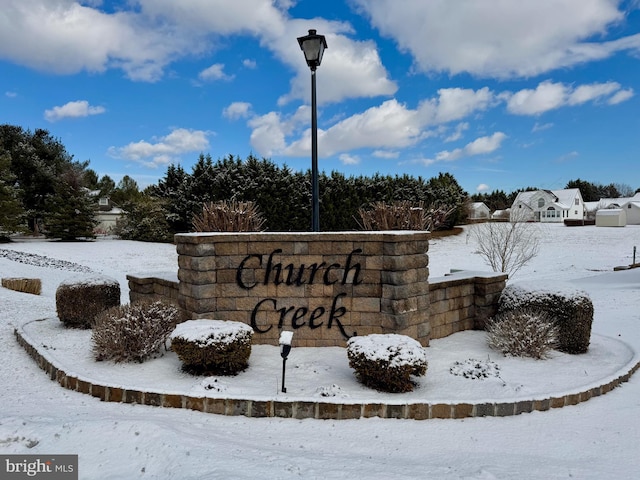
[92,300,182,363]
[357,200,455,231]
[486,310,559,359]
[56,275,120,328]
[170,319,253,375]
[347,334,427,393]
[498,282,594,354]
[192,200,266,232]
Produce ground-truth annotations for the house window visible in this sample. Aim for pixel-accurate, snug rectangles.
[538,198,545,208]
[575,210,578,215]
[575,198,579,205]
[99,198,109,206]
[629,204,632,209]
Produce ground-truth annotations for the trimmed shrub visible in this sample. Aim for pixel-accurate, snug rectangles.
[486,309,559,359]
[170,319,253,375]
[92,301,182,363]
[498,282,594,354]
[56,274,120,328]
[2,277,42,295]
[347,334,427,393]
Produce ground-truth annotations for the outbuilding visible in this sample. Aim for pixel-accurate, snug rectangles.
[595,208,627,227]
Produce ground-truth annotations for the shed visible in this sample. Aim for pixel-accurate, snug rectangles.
[621,201,640,225]
[595,208,627,227]
[469,202,491,220]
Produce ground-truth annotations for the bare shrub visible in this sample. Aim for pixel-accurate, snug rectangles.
[357,200,455,231]
[2,277,42,295]
[192,200,266,232]
[170,320,253,375]
[92,301,181,363]
[471,210,541,277]
[486,310,559,359]
[347,334,427,393]
[56,275,120,328]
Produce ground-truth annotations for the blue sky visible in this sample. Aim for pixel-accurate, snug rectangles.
[1,0,640,195]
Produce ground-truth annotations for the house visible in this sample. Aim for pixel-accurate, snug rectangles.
[88,191,124,234]
[510,189,585,223]
[468,202,491,220]
[596,208,627,227]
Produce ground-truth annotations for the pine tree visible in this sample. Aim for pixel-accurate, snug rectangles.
[44,165,97,241]
[0,153,26,240]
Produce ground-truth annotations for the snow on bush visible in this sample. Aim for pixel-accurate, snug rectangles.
[498,281,593,354]
[170,319,253,375]
[486,310,559,359]
[450,358,502,380]
[56,274,120,328]
[347,334,427,393]
[92,301,181,363]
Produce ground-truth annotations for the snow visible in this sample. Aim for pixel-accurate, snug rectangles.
[279,330,294,346]
[346,334,427,369]
[1,225,640,479]
[170,319,253,346]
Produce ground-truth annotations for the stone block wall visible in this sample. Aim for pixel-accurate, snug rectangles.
[173,232,430,347]
[127,234,507,348]
[428,271,508,339]
[128,272,179,306]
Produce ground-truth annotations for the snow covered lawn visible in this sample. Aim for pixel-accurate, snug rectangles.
[2,224,640,479]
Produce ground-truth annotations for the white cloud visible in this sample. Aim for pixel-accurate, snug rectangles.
[339,153,360,165]
[268,17,397,106]
[476,183,490,192]
[608,88,634,105]
[108,128,211,168]
[353,0,640,78]
[445,122,469,142]
[532,122,553,132]
[44,100,105,122]
[568,82,621,105]
[0,0,193,81]
[5,91,17,98]
[223,102,252,120]
[372,150,399,159]
[435,132,507,162]
[505,80,632,115]
[198,63,234,82]
[242,59,257,69]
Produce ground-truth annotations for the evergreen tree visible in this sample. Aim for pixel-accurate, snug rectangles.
[115,196,173,243]
[44,164,97,240]
[0,125,77,233]
[0,153,26,240]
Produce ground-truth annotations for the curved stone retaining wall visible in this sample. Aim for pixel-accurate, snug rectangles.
[15,324,640,420]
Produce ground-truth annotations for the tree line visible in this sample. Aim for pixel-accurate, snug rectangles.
[1,124,637,242]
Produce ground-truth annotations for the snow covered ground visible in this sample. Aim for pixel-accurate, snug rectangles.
[1,224,640,479]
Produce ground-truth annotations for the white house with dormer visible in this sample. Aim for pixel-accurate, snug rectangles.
[510,188,585,223]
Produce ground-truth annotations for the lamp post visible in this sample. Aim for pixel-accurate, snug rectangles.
[279,331,294,393]
[297,29,327,232]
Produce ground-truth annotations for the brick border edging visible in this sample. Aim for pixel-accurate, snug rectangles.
[14,324,640,420]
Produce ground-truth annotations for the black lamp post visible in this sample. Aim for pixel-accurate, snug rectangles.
[297,29,327,232]
[279,331,293,393]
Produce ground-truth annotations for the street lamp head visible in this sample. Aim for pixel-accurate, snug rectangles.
[297,29,327,71]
